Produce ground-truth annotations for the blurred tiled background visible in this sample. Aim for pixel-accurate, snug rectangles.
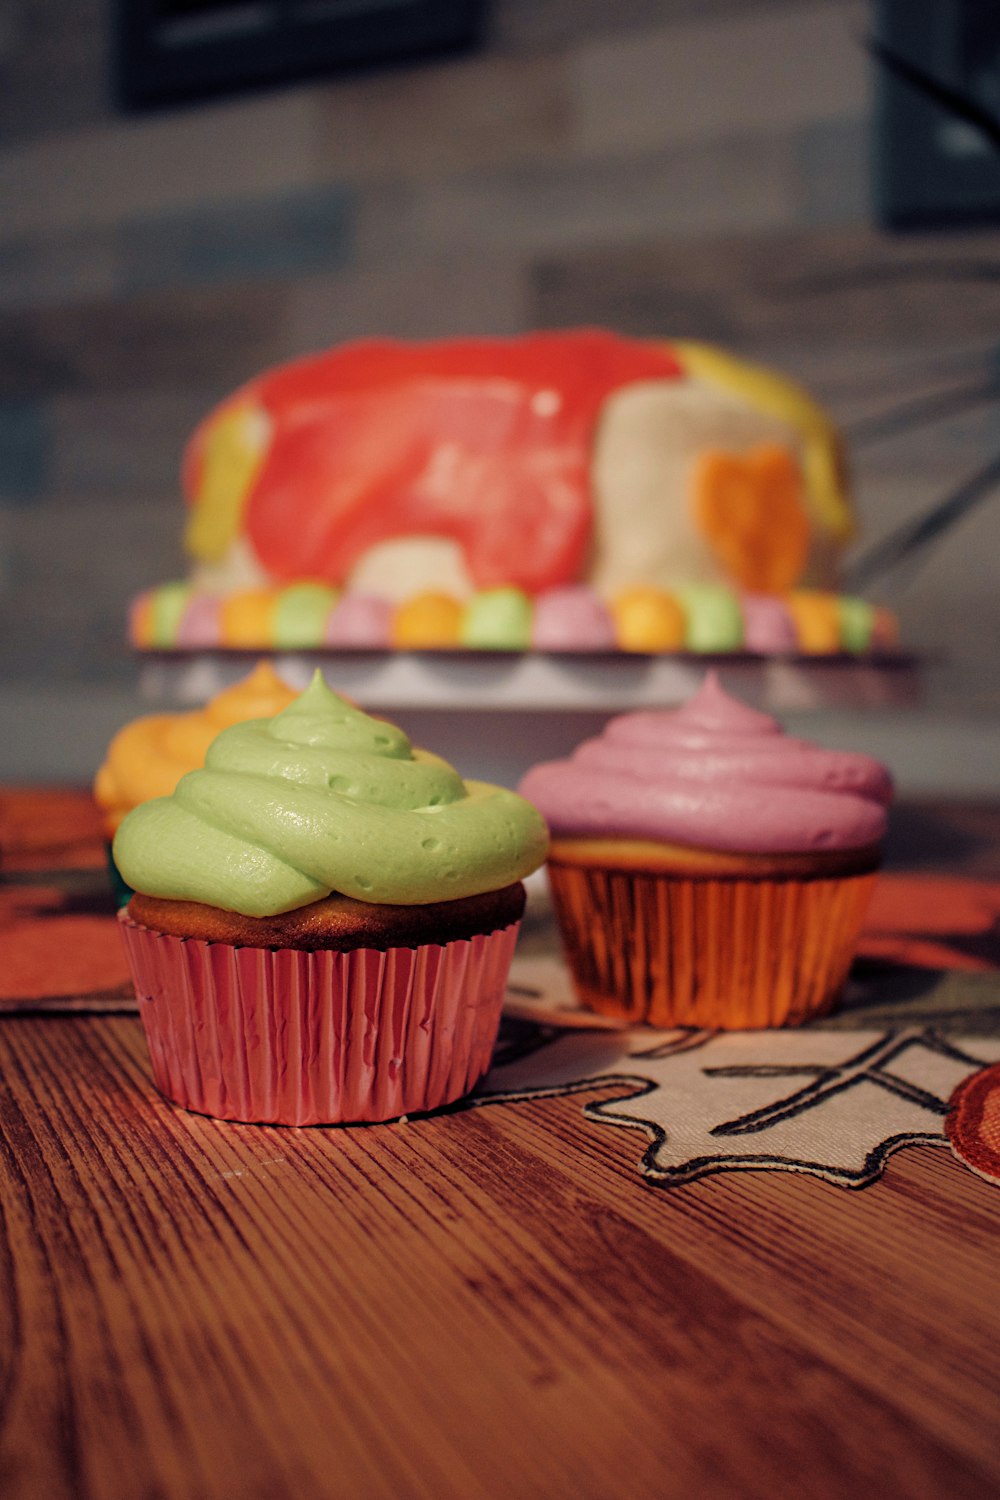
[1,0,999,787]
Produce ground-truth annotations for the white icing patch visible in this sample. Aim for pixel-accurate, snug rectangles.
[242,404,273,454]
[531,389,561,417]
[347,537,474,602]
[190,534,271,592]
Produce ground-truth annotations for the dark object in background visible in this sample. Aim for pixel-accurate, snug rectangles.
[114,0,486,111]
[832,3,1000,590]
[875,0,1000,228]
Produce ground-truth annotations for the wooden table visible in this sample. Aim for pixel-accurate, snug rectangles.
[2,790,1000,1500]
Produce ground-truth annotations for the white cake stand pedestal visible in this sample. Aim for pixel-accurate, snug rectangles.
[137,648,921,789]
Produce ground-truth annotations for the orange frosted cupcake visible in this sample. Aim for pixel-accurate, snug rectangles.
[94,663,299,904]
[94,661,297,837]
[518,673,892,1029]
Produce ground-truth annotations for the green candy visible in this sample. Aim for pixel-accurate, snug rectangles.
[678,585,744,653]
[838,596,874,655]
[273,582,339,648]
[460,588,533,650]
[149,582,191,647]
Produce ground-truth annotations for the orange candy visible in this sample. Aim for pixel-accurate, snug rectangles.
[693,444,810,594]
[220,589,277,648]
[787,589,842,653]
[390,592,464,649]
[128,592,155,648]
[611,587,685,652]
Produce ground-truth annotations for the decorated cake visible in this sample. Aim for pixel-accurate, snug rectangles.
[129,329,896,657]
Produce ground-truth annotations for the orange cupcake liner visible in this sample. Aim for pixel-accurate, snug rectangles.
[546,860,877,1029]
[119,913,520,1125]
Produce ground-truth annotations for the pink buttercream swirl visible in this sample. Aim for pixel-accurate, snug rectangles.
[518,672,892,854]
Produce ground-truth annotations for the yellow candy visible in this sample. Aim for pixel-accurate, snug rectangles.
[391,592,464,649]
[788,590,841,654]
[220,589,278,648]
[611,587,685,652]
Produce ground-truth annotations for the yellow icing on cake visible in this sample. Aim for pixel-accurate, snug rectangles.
[184,400,270,564]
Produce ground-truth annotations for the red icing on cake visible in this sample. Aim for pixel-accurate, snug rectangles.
[184,330,682,596]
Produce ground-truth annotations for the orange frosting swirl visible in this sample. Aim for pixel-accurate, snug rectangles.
[93,663,297,835]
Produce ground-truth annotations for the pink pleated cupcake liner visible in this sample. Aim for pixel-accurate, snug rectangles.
[119,913,520,1125]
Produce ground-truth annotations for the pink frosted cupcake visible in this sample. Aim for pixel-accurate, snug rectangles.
[114,674,547,1124]
[519,673,892,1029]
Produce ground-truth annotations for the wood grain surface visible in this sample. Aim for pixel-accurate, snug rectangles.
[2,793,1000,1499]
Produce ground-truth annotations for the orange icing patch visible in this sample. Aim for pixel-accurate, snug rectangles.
[611,587,685,652]
[220,589,278,647]
[390,592,464,649]
[693,444,810,593]
[787,590,842,654]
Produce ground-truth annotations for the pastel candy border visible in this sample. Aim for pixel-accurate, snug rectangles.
[130,580,897,656]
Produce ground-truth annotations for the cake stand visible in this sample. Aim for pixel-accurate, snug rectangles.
[136,647,921,790]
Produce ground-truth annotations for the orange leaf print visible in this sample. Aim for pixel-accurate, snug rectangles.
[693,443,810,593]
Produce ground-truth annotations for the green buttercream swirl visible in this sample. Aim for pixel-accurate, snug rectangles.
[113,674,549,916]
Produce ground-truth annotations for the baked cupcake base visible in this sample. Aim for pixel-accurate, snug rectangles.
[120,884,525,1125]
[546,840,879,1030]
